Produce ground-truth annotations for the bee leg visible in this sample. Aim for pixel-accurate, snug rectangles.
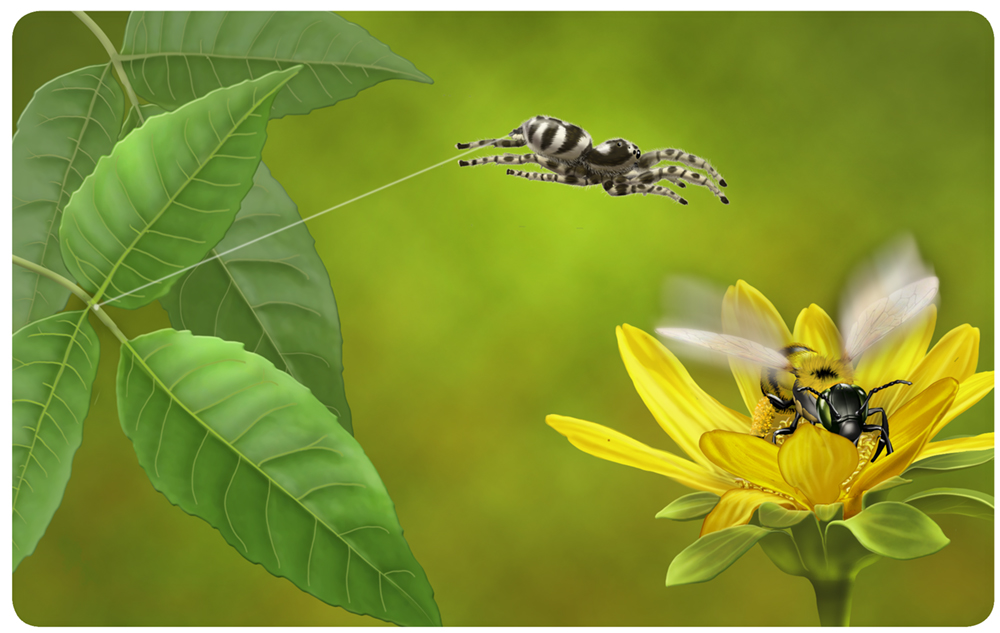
[765,393,794,410]
[771,411,804,444]
[863,408,893,462]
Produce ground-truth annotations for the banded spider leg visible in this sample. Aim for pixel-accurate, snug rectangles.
[639,148,728,186]
[505,167,595,188]
[602,180,688,204]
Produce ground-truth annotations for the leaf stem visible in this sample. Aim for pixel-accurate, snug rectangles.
[73,11,144,124]
[12,255,129,345]
[810,577,855,626]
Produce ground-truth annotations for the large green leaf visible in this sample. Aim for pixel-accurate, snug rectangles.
[904,488,994,520]
[120,12,432,118]
[59,67,301,309]
[13,310,100,570]
[655,491,719,521]
[826,501,949,560]
[116,329,440,626]
[665,525,774,587]
[13,64,124,331]
[159,163,353,434]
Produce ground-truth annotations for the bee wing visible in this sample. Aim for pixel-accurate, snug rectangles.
[656,328,791,371]
[843,276,939,362]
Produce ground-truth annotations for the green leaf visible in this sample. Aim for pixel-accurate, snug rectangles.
[665,524,773,587]
[116,329,440,626]
[13,310,100,570]
[13,64,124,331]
[120,12,432,118]
[905,449,994,474]
[862,476,912,509]
[904,488,994,520]
[826,501,949,560]
[755,502,811,528]
[655,491,719,521]
[159,163,353,434]
[59,67,301,309]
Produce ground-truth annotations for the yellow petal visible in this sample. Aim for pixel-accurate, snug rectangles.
[722,281,793,415]
[850,378,959,497]
[699,430,803,502]
[546,415,735,494]
[792,304,844,360]
[918,432,994,460]
[855,305,936,398]
[778,423,858,506]
[876,324,980,416]
[926,371,995,439]
[700,488,798,536]
[617,324,749,476]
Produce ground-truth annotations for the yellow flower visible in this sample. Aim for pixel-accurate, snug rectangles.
[547,281,994,536]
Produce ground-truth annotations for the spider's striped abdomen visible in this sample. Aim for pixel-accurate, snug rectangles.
[521,116,593,162]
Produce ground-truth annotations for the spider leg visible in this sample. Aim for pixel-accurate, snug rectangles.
[631,167,729,204]
[459,153,568,170]
[506,169,593,187]
[638,149,727,187]
[603,180,687,205]
[456,134,527,150]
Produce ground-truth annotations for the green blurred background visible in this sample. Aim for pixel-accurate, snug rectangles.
[11,11,994,626]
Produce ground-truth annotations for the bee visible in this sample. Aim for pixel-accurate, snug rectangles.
[657,276,939,462]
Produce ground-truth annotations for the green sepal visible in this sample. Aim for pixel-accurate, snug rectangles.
[904,488,994,520]
[655,492,719,521]
[905,449,993,475]
[758,530,808,577]
[814,502,844,523]
[665,524,774,587]
[826,501,949,560]
[862,476,912,509]
[788,513,827,574]
[755,502,811,528]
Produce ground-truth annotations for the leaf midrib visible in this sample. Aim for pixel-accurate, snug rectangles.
[123,338,430,623]
[118,52,426,80]
[90,79,278,306]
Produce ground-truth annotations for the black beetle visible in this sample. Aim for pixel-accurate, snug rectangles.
[771,380,911,462]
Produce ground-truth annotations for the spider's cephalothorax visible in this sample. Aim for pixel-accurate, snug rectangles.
[456,115,728,205]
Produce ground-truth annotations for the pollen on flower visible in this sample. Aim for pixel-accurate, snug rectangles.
[735,478,799,505]
[841,432,879,490]
[750,398,775,438]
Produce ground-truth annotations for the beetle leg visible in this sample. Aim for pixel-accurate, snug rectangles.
[863,407,893,462]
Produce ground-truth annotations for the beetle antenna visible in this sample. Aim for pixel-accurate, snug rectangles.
[862,379,912,408]
[796,385,841,417]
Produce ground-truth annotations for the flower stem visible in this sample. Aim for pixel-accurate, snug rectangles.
[810,577,855,626]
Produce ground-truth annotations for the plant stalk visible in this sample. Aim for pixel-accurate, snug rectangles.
[73,11,144,123]
[810,577,855,627]
[12,255,130,346]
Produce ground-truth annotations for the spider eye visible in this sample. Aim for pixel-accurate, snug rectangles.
[616,142,622,147]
